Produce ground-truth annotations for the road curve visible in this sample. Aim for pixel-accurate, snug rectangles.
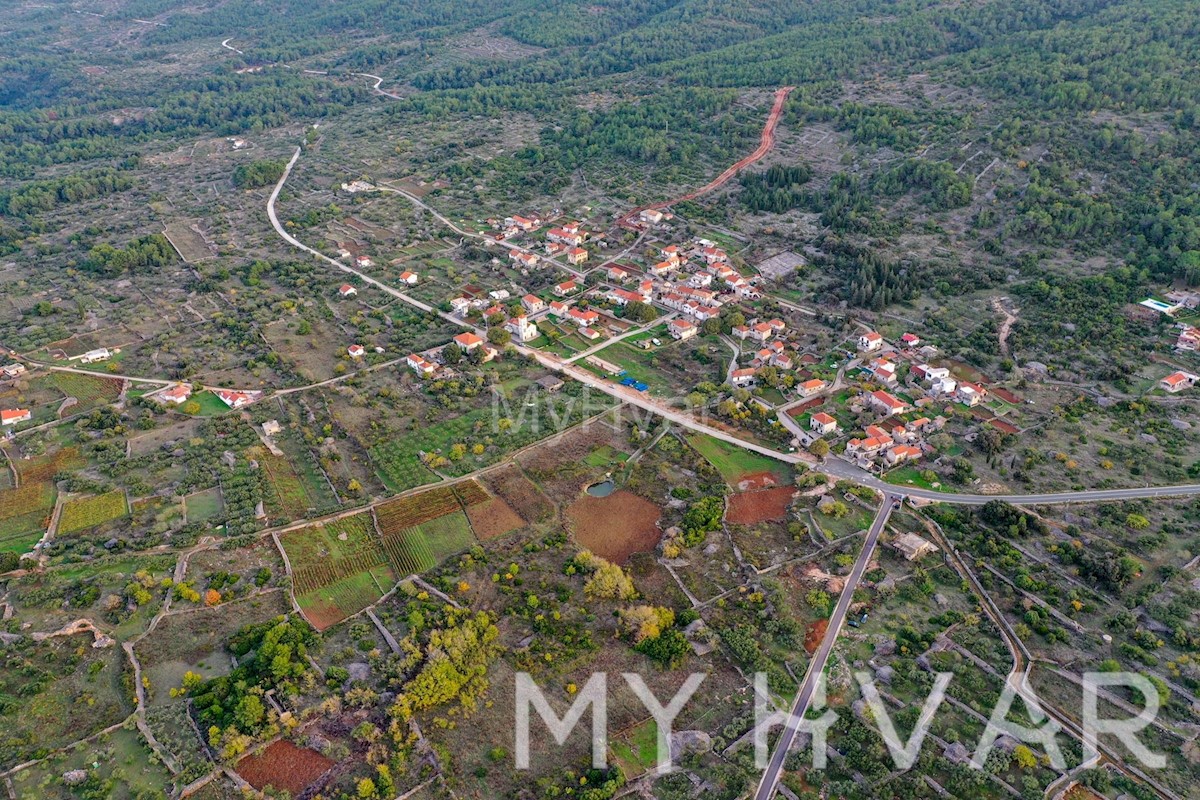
[267,145,1200,509]
[754,495,897,800]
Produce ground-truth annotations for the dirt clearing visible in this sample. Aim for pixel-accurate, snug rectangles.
[726,487,795,525]
[566,490,661,564]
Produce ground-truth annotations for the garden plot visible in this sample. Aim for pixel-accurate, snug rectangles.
[566,490,661,564]
[281,513,394,630]
[57,490,130,535]
[236,739,335,797]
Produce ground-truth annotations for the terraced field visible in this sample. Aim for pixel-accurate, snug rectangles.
[57,491,130,535]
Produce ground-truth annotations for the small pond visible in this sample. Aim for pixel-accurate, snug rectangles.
[585,480,616,497]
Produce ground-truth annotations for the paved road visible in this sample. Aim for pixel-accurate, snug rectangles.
[753,495,897,800]
[268,146,1200,510]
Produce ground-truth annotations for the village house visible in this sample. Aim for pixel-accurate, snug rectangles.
[810,412,838,436]
[1,364,27,379]
[858,331,883,352]
[406,354,437,376]
[553,280,578,297]
[608,288,645,307]
[509,250,539,268]
[771,352,794,370]
[522,294,546,314]
[730,368,758,388]
[544,242,567,256]
[649,260,677,277]
[956,382,987,406]
[79,348,111,364]
[749,322,775,342]
[453,332,484,352]
[504,214,541,232]
[158,384,192,405]
[355,255,373,268]
[639,209,664,225]
[1161,371,1198,393]
[548,300,570,318]
[637,280,654,300]
[489,289,511,301]
[892,532,938,561]
[449,297,471,314]
[868,358,898,385]
[731,324,751,339]
[911,364,949,383]
[215,389,255,409]
[929,376,958,397]
[669,318,698,341]
[1176,326,1199,351]
[568,308,600,328]
[607,265,634,283]
[868,389,909,417]
[687,303,721,322]
[579,326,603,342]
[338,284,357,298]
[568,247,588,265]
[846,435,889,456]
[900,333,921,348]
[688,272,713,288]
[884,444,922,467]
[506,316,539,343]
[798,378,827,397]
[701,246,728,265]
[661,244,682,262]
[399,271,419,285]
[1,409,32,426]
[347,344,366,358]
[547,227,584,247]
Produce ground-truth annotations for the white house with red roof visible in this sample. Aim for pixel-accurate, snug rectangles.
[348,344,366,359]
[338,284,357,298]
[810,412,838,435]
[553,280,578,297]
[548,300,570,318]
[1,409,31,426]
[955,382,987,406]
[649,260,676,277]
[868,389,908,416]
[399,271,419,285]
[1161,371,1198,393]
[568,247,588,265]
[669,318,697,341]
[453,332,484,351]
[504,214,540,231]
[522,294,546,314]
[608,288,644,307]
[509,250,539,268]
[215,389,257,409]
[547,227,584,247]
[798,378,827,397]
[701,246,728,265]
[568,308,600,327]
[354,255,373,269]
[607,265,634,283]
[688,272,713,288]
[729,368,758,388]
[406,354,437,376]
[884,444,922,466]
[900,333,921,347]
[661,244,682,262]
[868,358,898,385]
[858,331,883,352]
[158,384,192,405]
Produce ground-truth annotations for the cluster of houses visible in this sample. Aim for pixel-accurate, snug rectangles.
[844,417,941,469]
[488,213,593,268]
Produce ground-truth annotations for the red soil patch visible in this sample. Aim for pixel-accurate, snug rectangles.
[236,740,335,796]
[787,397,824,418]
[803,618,828,655]
[466,496,526,540]
[566,490,661,564]
[487,467,554,523]
[734,471,779,491]
[301,601,346,632]
[726,487,796,524]
[991,387,1022,404]
[988,418,1020,435]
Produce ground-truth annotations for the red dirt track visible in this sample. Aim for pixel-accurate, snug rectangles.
[622,86,794,223]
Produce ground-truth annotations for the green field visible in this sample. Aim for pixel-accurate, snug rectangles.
[686,433,789,484]
[184,487,224,522]
[378,509,475,575]
[611,719,660,779]
[584,445,631,468]
[181,390,234,416]
[11,724,173,800]
[57,490,130,535]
